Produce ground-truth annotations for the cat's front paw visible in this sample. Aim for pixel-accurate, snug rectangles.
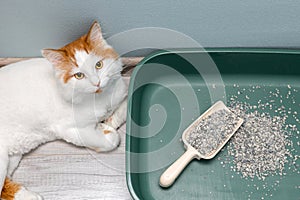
[95,123,120,152]
[14,187,43,200]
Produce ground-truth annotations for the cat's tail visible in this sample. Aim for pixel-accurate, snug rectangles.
[1,178,20,200]
[1,178,43,200]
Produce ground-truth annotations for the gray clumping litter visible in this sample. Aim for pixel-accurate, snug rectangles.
[228,102,290,180]
[207,84,300,199]
[186,109,240,156]
[223,84,300,185]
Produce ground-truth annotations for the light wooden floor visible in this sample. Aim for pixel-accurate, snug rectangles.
[12,125,133,200]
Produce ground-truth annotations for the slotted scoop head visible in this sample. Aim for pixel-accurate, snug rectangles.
[159,101,244,187]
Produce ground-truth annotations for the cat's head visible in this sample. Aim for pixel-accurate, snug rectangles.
[42,21,122,100]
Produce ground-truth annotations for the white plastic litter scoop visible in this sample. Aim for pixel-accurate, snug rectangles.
[159,101,244,188]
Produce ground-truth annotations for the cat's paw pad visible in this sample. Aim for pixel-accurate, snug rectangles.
[97,122,111,130]
[14,187,43,200]
[105,117,115,128]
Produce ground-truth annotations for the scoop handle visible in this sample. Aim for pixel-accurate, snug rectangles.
[159,147,199,187]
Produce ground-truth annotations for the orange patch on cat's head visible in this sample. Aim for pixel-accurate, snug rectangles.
[42,21,118,83]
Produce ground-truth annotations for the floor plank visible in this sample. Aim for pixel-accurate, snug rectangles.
[12,125,132,200]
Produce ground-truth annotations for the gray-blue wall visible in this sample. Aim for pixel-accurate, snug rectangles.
[1,0,300,57]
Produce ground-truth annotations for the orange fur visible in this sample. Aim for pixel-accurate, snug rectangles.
[103,130,111,134]
[95,89,102,93]
[43,21,119,83]
[1,178,21,200]
[98,48,118,60]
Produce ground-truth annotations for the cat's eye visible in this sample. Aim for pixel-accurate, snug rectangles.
[95,60,103,69]
[74,72,85,80]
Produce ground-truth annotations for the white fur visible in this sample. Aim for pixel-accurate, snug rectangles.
[74,50,89,67]
[14,187,43,200]
[0,56,127,197]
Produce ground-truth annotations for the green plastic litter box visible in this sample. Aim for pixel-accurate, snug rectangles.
[125,49,300,200]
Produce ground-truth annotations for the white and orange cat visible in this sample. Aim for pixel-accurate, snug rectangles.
[0,21,127,200]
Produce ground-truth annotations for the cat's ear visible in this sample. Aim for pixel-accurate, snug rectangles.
[86,21,103,45]
[42,49,66,66]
